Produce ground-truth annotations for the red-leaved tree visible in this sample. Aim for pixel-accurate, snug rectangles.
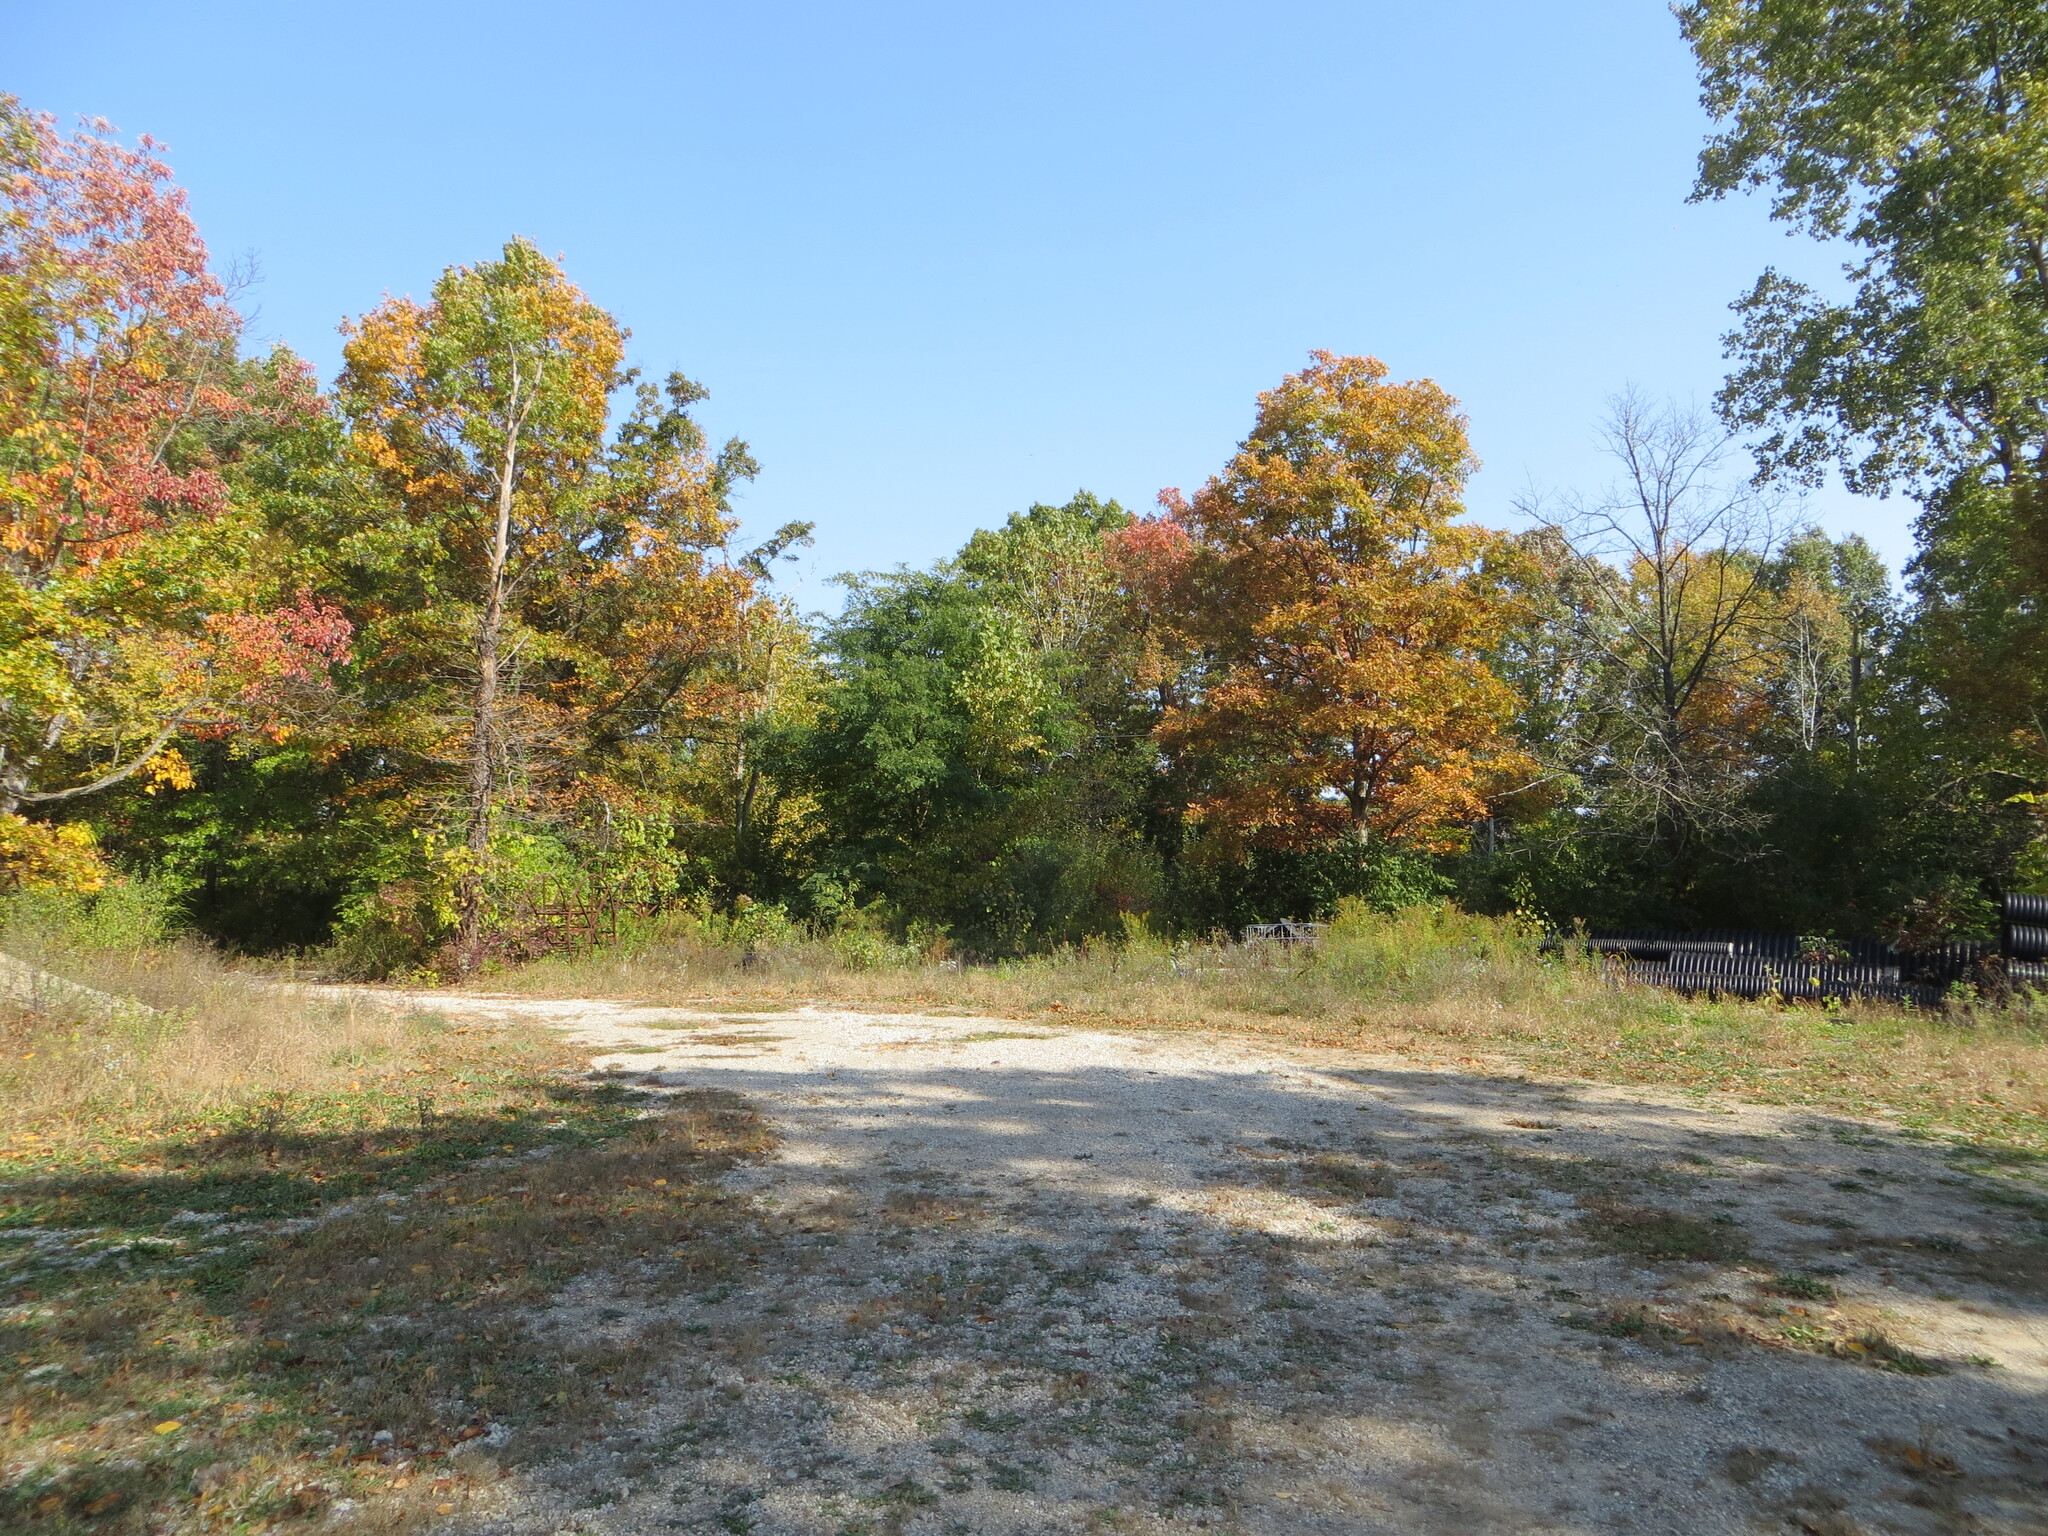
[0,97,347,880]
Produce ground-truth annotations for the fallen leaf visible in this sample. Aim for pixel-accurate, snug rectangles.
[153,1420,182,1434]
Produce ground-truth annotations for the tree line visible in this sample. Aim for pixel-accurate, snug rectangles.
[4,4,2047,969]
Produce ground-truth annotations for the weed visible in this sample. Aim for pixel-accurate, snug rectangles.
[1579,1201,1749,1262]
[1559,1304,1680,1341]
[1844,1329,1945,1375]
[1764,1273,1837,1303]
[861,1477,938,1508]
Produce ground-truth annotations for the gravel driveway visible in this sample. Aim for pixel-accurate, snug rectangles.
[372,995,2048,1536]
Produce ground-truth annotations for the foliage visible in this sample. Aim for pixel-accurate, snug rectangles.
[1684,0,2048,500]
[0,97,348,823]
[1,871,181,951]
[801,508,1158,956]
[1673,0,2048,928]
[316,240,789,971]
[17,78,2048,965]
[1114,352,1531,857]
[0,813,106,892]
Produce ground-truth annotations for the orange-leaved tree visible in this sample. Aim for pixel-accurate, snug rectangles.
[1113,351,1529,857]
[0,97,347,884]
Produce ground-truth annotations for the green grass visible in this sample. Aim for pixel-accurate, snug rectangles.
[1578,1200,1750,1263]
[1763,1272,1838,1303]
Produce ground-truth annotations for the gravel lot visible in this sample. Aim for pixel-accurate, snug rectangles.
[367,995,2048,1536]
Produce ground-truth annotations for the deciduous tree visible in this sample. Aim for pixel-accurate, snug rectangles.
[1114,353,1529,858]
[1684,2,2048,772]
[335,240,771,968]
[0,97,346,884]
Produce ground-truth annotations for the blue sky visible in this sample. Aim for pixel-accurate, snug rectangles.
[10,0,1903,605]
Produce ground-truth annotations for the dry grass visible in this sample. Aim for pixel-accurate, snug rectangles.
[0,942,426,1147]
[0,938,777,1536]
[497,906,2048,1151]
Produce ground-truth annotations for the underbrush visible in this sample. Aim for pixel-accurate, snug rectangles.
[0,909,776,1536]
[502,899,2048,1151]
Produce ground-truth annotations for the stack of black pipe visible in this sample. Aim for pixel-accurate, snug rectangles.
[1538,895,2048,1005]
[1543,927,1981,1005]
[2000,892,2048,985]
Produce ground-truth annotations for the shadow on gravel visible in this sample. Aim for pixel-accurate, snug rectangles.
[490,1047,2048,1536]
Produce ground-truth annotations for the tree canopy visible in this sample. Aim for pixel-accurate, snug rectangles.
[10,46,2048,965]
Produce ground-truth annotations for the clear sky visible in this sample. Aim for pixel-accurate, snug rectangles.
[9,0,1905,606]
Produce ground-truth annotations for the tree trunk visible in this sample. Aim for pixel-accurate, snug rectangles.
[456,402,521,975]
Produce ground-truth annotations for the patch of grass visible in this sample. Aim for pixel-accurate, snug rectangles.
[0,973,774,1536]
[1838,1329,1945,1375]
[859,1477,938,1509]
[1763,1272,1838,1302]
[878,1191,982,1228]
[1972,1184,2048,1220]
[1579,1200,1749,1262]
[1295,1155,1394,1199]
[1756,1306,1948,1374]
